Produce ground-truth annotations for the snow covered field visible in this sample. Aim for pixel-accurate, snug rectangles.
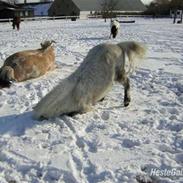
[0,18,183,183]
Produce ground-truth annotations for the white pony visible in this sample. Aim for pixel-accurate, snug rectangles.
[33,41,146,120]
[110,20,120,39]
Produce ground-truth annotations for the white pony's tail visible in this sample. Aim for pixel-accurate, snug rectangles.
[117,41,146,74]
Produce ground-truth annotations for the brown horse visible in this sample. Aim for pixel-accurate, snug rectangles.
[0,41,56,88]
[12,16,21,30]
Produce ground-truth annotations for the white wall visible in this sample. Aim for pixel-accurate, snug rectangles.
[80,11,91,19]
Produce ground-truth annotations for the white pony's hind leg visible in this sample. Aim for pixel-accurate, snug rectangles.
[123,77,131,107]
[115,68,131,107]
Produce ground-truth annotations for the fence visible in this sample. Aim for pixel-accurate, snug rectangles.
[0,16,80,23]
[0,14,155,23]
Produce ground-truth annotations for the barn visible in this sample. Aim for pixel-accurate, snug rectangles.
[18,1,53,16]
[0,0,17,19]
[0,0,33,19]
[48,0,146,17]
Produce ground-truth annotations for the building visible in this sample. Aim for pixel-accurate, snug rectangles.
[48,0,79,17]
[48,0,146,18]
[18,1,53,16]
[0,0,17,19]
[0,0,33,19]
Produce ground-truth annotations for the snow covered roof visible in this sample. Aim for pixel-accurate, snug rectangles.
[0,0,19,11]
[4,7,16,10]
[0,0,17,7]
[72,0,146,11]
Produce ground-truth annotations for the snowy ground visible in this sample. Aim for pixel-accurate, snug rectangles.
[0,18,183,183]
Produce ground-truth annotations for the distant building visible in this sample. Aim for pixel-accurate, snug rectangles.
[0,0,33,19]
[48,0,79,17]
[0,0,17,19]
[48,0,146,18]
[18,1,53,16]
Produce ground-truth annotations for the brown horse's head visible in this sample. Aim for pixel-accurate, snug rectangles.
[0,66,15,89]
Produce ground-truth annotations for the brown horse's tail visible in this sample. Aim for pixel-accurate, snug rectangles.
[0,66,15,89]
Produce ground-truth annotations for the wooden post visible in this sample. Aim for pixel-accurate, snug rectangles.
[180,10,183,23]
[173,10,177,24]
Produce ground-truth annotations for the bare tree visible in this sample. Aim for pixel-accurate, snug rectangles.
[101,0,119,22]
[145,0,183,22]
[153,0,170,4]
[170,0,183,9]
[145,0,171,17]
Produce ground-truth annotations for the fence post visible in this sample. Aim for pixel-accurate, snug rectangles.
[173,10,177,24]
[180,10,183,23]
